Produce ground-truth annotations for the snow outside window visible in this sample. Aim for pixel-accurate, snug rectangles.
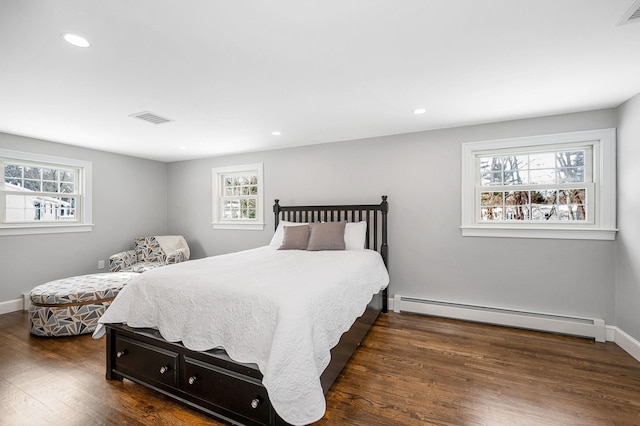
[0,149,93,236]
[461,129,616,240]
[212,163,265,230]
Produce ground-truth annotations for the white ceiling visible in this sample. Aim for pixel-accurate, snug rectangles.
[1,0,640,162]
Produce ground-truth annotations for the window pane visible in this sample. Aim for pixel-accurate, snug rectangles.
[529,169,555,184]
[529,153,555,169]
[503,155,529,170]
[505,191,529,205]
[556,151,584,167]
[531,190,556,204]
[5,194,27,221]
[60,183,74,193]
[43,181,58,192]
[505,205,530,220]
[4,178,20,187]
[480,156,505,170]
[24,179,41,191]
[24,167,41,179]
[503,169,528,185]
[4,164,21,178]
[532,204,557,221]
[480,171,503,186]
[481,207,503,221]
[42,168,57,180]
[61,171,75,182]
[481,192,502,206]
[557,167,584,183]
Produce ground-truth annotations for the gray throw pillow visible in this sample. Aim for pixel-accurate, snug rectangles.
[278,225,311,250]
[307,222,346,251]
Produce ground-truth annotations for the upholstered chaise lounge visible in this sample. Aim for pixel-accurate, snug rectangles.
[109,235,190,273]
[28,236,190,337]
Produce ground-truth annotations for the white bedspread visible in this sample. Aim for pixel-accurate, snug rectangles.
[93,246,389,425]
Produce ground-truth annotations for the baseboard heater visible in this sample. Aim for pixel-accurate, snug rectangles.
[393,295,606,342]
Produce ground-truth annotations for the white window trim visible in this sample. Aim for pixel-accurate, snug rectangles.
[0,149,93,236]
[461,128,617,240]
[212,163,265,230]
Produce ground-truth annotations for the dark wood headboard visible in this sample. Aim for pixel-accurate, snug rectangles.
[273,196,389,311]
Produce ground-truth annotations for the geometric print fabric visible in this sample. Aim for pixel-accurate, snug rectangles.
[109,236,186,272]
[29,272,138,337]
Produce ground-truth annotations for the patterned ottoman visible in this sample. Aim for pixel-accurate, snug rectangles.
[29,272,138,337]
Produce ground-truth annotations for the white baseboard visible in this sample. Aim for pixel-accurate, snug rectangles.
[394,294,606,342]
[610,326,640,363]
[0,298,24,315]
[606,325,616,342]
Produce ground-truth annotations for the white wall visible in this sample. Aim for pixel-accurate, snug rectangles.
[616,92,640,341]
[168,109,618,324]
[0,132,168,304]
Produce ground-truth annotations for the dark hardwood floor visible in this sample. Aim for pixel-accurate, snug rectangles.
[2,310,640,425]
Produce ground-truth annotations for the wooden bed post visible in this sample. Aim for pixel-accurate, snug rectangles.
[273,199,281,231]
[380,195,389,313]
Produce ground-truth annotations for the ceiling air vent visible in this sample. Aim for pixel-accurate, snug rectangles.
[129,111,174,124]
[618,0,640,25]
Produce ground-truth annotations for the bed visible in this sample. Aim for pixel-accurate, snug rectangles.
[95,196,389,426]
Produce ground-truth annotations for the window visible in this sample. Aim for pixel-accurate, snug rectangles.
[461,129,616,240]
[0,149,93,235]
[212,163,264,230]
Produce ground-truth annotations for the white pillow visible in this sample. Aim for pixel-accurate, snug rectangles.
[344,221,367,251]
[269,220,309,246]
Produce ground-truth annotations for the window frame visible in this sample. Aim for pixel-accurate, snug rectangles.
[211,163,265,230]
[0,149,93,236]
[461,128,616,240]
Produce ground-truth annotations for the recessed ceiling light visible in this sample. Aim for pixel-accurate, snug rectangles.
[413,108,427,115]
[272,131,282,136]
[179,146,187,151]
[62,33,91,48]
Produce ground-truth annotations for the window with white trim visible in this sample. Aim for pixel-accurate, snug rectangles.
[461,129,616,240]
[0,149,93,235]
[212,163,265,230]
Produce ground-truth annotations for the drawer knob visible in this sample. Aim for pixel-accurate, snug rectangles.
[159,365,170,374]
[116,350,127,358]
[251,398,261,409]
[188,375,198,385]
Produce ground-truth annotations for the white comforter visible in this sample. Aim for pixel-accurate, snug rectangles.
[93,246,389,425]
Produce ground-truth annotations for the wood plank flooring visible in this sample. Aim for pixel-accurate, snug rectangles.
[1,310,640,425]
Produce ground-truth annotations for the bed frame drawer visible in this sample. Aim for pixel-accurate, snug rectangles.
[114,335,179,388]
[183,356,271,425]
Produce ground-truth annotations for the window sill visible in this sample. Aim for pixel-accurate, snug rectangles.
[212,222,265,231]
[460,225,617,240]
[0,223,94,236]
